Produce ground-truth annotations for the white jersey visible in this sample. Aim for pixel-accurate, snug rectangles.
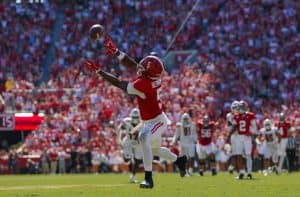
[117,117,133,145]
[226,112,235,133]
[259,127,278,145]
[173,122,197,145]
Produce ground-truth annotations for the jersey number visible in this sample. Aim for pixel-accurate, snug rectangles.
[183,127,191,136]
[239,120,247,133]
[201,129,211,138]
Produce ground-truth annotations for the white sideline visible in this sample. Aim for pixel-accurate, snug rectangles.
[0,184,127,191]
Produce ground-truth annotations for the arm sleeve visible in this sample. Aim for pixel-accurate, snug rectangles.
[116,124,123,145]
[250,119,258,134]
[172,126,180,144]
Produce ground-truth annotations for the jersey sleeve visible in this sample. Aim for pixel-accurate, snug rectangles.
[127,83,146,99]
[132,78,152,94]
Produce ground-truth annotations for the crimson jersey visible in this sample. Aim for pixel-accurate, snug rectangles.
[132,76,162,120]
[197,122,214,146]
[234,112,256,136]
[275,121,291,138]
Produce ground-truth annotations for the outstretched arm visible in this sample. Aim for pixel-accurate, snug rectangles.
[96,70,128,91]
[84,60,128,92]
[104,36,138,68]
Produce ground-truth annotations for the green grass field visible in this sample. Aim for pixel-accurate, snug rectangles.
[0,172,299,197]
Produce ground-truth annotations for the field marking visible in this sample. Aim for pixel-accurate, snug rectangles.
[0,184,127,191]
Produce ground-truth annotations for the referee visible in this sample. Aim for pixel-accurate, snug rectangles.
[286,129,299,172]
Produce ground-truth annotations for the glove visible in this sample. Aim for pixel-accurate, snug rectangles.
[104,35,118,55]
[84,60,100,73]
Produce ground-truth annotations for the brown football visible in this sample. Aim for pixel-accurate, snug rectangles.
[89,24,104,41]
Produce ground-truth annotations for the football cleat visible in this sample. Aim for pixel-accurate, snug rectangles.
[199,170,204,176]
[140,180,153,189]
[174,155,187,177]
[247,173,253,179]
[129,175,139,184]
[236,173,244,180]
[212,168,217,176]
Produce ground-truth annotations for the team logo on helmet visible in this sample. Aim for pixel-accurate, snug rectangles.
[137,55,164,80]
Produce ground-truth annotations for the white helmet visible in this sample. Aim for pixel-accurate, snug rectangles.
[279,113,285,122]
[263,119,272,130]
[130,108,140,126]
[181,113,191,126]
[122,117,132,129]
[176,122,182,127]
[230,100,240,113]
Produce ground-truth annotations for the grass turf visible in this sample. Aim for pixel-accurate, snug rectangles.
[0,172,299,197]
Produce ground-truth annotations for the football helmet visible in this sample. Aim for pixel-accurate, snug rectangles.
[203,115,209,126]
[181,113,191,126]
[122,117,132,130]
[279,113,285,122]
[239,100,248,114]
[130,108,140,126]
[263,119,272,130]
[230,100,240,114]
[137,55,164,80]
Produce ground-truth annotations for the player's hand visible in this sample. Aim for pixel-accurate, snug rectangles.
[104,35,118,55]
[84,60,100,73]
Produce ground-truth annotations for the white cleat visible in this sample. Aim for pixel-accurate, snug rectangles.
[129,175,139,184]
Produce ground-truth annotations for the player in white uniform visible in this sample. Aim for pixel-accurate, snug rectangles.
[226,100,240,174]
[172,113,197,176]
[259,119,279,176]
[117,108,143,183]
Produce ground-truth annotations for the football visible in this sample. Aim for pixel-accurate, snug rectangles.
[89,24,105,41]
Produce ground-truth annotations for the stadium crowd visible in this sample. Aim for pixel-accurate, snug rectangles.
[0,0,299,174]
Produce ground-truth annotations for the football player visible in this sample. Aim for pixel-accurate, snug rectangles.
[226,100,240,174]
[259,119,279,176]
[172,113,197,176]
[233,100,257,179]
[275,113,292,174]
[117,108,143,183]
[84,36,187,189]
[196,115,217,176]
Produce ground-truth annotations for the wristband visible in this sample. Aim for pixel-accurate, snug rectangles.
[115,50,125,61]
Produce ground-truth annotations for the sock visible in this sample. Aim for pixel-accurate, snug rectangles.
[240,169,245,175]
[152,147,177,162]
[141,135,153,171]
[246,155,252,174]
[145,171,153,183]
[278,156,285,172]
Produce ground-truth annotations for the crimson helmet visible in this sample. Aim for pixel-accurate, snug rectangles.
[137,55,164,80]
[239,100,248,114]
[203,115,209,126]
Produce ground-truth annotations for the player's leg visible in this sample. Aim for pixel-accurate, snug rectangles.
[150,120,187,177]
[207,143,217,175]
[228,134,237,173]
[180,145,189,176]
[235,135,245,179]
[187,145,196,175]
[278,139,287,174]
[197,145,206,176]
[263,145,271,176]
[244,136,253,179]
[139,123,154,188]
[130,146,143,183]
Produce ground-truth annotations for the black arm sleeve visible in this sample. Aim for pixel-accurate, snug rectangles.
[115,50,138,68]
[96,70,128,92]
